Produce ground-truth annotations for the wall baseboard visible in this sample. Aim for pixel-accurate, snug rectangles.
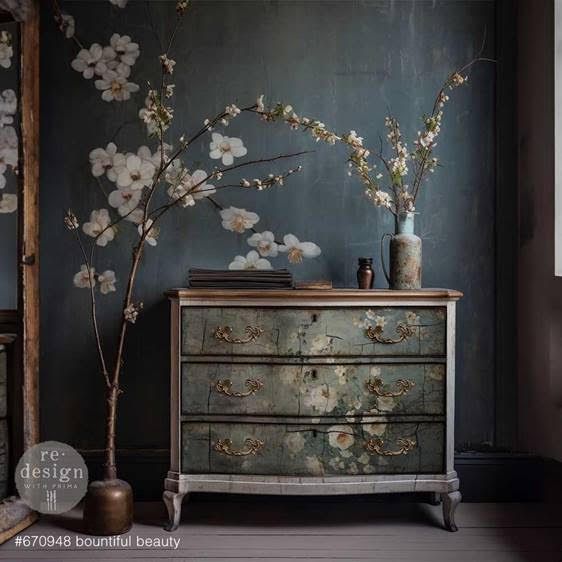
[79,449,561,503]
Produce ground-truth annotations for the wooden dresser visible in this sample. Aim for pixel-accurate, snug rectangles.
[164,289,462,532]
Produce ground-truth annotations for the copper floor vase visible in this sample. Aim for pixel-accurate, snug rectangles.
[83,479,133,535]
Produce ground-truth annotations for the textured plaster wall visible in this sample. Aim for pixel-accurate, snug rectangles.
[39,1,496,459]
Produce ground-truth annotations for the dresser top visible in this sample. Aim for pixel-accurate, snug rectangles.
[166,288,462,301]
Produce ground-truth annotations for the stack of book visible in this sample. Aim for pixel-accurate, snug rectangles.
[188,269,293,289]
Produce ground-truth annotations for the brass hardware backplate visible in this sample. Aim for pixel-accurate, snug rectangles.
[214,438,264,457]
[214,325,263,344]
[215,378,264,398]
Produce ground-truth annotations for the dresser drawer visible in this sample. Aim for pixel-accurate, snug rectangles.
[182,363,445,416]
[181,307,446,357]
[181,421,444,476]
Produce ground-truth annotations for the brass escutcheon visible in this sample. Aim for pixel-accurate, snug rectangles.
[214,438,264,456]
[214,378,264,398]
[214,325,263,344]
[364,437,416,456]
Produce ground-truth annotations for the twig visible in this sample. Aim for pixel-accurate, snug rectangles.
[411,56,495,203]
[70,226,110,389]
[148,151,311,221]
[51,0,85,50]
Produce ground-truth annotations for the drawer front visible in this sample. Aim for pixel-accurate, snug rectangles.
[182,363,445,416]
[182,421,444,476]
[181,307,446,357]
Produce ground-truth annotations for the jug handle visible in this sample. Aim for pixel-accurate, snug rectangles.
[380,233,393,286]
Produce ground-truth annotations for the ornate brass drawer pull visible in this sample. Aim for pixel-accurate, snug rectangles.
[215,378,264,398]
[214,437,264,456]
[366,377,415,397]
[214,325,263,344]
[366,323,415,345]
[364,437,416,456]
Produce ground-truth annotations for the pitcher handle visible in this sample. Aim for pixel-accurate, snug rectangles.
[380,233,393,286]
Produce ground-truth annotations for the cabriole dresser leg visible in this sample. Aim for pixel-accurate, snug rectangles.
[163,490,187,532]
[441,490,462,532]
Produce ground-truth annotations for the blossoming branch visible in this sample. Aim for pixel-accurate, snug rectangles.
[252,60,489,216]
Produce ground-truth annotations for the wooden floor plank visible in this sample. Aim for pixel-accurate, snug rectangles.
[3,553,562,562]
[0,500,560,561]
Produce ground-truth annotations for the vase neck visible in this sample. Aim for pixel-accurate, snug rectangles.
[395,212,415,234]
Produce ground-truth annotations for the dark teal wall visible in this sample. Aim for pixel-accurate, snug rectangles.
[39,1,497,459]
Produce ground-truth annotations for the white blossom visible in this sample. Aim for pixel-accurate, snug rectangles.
[125,208,145,225]
[279,234,321,263]
[247,231,278,257]
[228,250,272,271]
[164,158,185,184]
[344,130,363,149]
[449,72,468,89]
[124,302,142,323]
[109,34,140,67]
[82,209,115,246]
[366,189,393,209]
[220,206,259,233]
[58,14,75,38]
[138,91,173,135]
[71,44,105,80]
[176,1,190,15]
[0,90,17,127]
[327,425,355,450]
[116,154,155,190]
[0,193,16,213]
[154,143,174,165]
[209,133,247,166]
[73,264,96,289]
[416,130,436,149]
[159,54,176,74]
[95,70,139,102]
[167,169,215,207]
[165,84,175,98]
[224,104,241,121]
[98,270,117,294]
[0,31,12,69]
[108,188,141,217]
[284,432,305,455]
[138,218,159,246]
[137,145,167,169]
[0,126,18,185]
[89,142,119,178]
[303,386,338,413]
[100,45,127,76]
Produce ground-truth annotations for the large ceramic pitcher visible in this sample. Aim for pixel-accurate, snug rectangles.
[381,212,422,290]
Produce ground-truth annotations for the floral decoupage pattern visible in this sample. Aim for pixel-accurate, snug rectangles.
[181,307,447,357]
[182,362,445,417]
[182,422,445,476]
